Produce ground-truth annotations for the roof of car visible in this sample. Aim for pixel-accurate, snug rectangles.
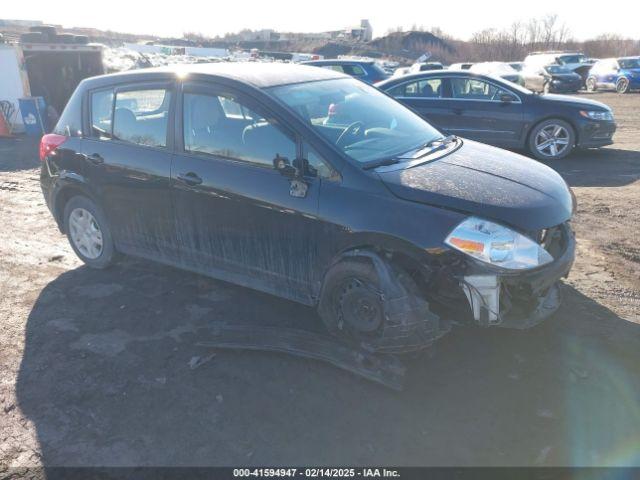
[82,62,347,89]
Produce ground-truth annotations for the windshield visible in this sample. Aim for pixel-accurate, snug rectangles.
[558,54,587,65]
[619,58,640,69]
[270,78,443,164]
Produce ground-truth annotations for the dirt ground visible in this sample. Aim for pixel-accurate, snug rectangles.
[1,91,639,470]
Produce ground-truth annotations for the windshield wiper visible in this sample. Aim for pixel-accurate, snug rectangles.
[405,135,458,158]
[363,158,401,170]
[362,135,458,170]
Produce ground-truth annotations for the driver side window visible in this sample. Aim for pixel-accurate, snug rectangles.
[183,92,296,167]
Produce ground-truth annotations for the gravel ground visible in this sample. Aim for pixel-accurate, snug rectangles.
[1,92,639,470]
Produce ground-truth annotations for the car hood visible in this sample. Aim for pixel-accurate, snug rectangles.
[536,93,610,111]
[377,140,573,232]
[551,73,581,80]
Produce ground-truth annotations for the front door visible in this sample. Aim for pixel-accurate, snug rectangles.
[82,83,178,261]
[385,77,452,130]
[170,83,324,303]
[443,77,524,147]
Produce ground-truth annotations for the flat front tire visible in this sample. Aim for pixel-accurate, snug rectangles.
[318,258,440,353]
[63,196,115,269]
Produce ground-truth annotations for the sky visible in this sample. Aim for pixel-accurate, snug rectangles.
[2,0,636,41]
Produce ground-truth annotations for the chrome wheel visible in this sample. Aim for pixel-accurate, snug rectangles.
[534,124,570,158]
[68,207,103,259]
[616,78,630,94]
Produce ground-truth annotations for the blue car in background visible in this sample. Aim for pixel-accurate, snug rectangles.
[301,59,390,84]
[586,57,640,94]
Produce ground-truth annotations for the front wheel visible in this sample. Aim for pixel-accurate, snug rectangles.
[616,77,630,94]
[63,195,115,268]
[318,258,442,353]
[528,119,575,161]
[586,77,597,92]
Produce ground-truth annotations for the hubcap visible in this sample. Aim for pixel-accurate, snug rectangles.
[535,124,570,158]
[69,208,103,259]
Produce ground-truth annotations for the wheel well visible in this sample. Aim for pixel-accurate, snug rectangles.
[54,187,92,233]
[526,116,579,147]
[318,245,434,303]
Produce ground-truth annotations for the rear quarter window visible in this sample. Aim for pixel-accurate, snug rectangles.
[53,88,83,137]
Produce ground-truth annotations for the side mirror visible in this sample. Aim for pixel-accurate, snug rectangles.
[273,155,299,179]
[500,93,517,103]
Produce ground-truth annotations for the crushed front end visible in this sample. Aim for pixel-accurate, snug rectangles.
[430,221,575,329]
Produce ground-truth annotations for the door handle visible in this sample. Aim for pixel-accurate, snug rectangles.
[86,153,104,165]
[176,172,203,186]
[452,108,464,115]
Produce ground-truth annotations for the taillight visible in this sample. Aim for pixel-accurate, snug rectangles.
[39,133,67,162]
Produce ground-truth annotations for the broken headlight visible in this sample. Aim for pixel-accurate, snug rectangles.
[445,217,553,270]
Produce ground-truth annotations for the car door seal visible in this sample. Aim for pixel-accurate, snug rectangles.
[196,325,406,391]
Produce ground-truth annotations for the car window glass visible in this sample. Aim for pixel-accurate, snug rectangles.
[113,89,170,147]
[450,78,510,101]
[304,143,334,179]
[91,89,114,139]
[343,64,365,76]
[183,92,296,168]
[321,65,344,73]
[389,79,442,98]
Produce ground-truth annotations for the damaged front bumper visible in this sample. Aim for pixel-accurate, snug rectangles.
[460,224,575,329]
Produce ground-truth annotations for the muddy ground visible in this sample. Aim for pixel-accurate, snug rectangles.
[1,92,639,470]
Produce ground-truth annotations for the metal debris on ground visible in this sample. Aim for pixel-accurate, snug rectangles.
[197,326,407,391]
[188,352,216,370]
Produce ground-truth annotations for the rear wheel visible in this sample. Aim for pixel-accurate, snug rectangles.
[63,196,115,269]
[616,78,630,94]
[528,119,575,161]
[586,77,597,92]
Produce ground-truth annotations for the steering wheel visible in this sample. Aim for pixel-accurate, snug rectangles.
[336,121,366,147]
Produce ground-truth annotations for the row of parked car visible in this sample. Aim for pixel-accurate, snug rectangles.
[305,52,640,95]
[303,55,618,160]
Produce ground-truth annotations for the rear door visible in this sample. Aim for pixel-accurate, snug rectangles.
[385,77,452,130]
[170,82,330,303]
[82,82,178,260]
[444,76,524,147]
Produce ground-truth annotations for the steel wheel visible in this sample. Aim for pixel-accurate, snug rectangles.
[68,207,103,259]
[534,124,571,158]
[337,277,384,334]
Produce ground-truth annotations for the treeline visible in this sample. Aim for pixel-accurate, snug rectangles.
[385,14,639,63]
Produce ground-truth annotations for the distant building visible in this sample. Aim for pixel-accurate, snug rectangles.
[325,19,373,42]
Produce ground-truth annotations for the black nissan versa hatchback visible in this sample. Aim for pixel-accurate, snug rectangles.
[40,63,576,353]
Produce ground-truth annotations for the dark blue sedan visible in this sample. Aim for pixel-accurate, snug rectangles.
[301,59,389,84]
[377,71,616,160]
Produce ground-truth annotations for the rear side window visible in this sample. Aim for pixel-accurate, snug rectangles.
[183,92,296,167]
[53,88,83,137]
[113,89,171,147]
[342,64,365,76]
[388,79,442,98]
